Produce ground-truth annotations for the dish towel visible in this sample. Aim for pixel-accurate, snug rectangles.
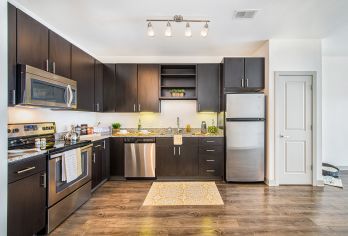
[63,149,79,183]
[173,134,183,145]
[75,148,82,177]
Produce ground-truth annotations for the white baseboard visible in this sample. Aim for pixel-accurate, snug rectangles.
[315,179,324,186]
[265,178,278,186]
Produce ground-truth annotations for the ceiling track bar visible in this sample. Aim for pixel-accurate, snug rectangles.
[146,19,210,23]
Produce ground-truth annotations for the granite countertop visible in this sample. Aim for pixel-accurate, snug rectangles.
[80,130,224,141]
[8,149,47,163]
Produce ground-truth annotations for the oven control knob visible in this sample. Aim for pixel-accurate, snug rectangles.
[8,129,11,133]
[13,128,19,133]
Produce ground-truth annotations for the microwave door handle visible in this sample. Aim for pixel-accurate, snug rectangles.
[65,86,69,106]
[67,85,73,107]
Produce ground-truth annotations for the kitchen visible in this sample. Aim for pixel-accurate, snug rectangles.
[2,0,348,235]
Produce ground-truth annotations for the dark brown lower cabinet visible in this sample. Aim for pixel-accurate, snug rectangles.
[156,137,224,178]
[110,137,124,176]
[8,156,46,236]
[92,138,110,190]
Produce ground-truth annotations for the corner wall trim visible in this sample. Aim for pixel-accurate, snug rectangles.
[265,179,278,186]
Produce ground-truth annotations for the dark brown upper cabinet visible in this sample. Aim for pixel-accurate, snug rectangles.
[137,64,160,112]
[49,31,71,78]
[223,57,264,92]
[115,64,138,112]
[71,45,95,111]
[197,64,220,112]
[244,58,265,89]
[17,9,49,71]
[8,3,16,106]
[94,60,104,112]
[102,64,116,112]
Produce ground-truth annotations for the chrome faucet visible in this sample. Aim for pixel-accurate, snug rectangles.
[176,117,182,134]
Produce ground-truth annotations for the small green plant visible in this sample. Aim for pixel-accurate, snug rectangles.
[208,126,218,134]
[170,89,185,97]
[112,123,121,129]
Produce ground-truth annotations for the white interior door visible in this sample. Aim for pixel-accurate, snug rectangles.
[276,74,313,185]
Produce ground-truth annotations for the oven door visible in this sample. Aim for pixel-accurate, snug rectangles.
[48,144,92,207]
[18,65,77,109]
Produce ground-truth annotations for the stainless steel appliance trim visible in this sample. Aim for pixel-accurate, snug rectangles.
[48,145,92,207]
[47,181,91,233]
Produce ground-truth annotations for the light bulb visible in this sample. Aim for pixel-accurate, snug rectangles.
[165,21,172,37]
[185,22,192,37]
[147,22,155,37]
[201,22,208,37]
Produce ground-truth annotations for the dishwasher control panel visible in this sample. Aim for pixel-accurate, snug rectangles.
[124,138,156,143]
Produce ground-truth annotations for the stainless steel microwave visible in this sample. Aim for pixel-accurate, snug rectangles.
[17,64,77,109]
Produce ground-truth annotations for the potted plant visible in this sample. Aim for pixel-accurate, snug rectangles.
[112,123,121,135]
[170,89,185,97]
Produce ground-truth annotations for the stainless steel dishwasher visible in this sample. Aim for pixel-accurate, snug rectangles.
[124,137,156,178]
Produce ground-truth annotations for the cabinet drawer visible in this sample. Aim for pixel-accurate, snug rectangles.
[199,163,223,177]
[199,152,223,177]
[199,137,224,147]
[8,155,46,183]
[199,146,224,154]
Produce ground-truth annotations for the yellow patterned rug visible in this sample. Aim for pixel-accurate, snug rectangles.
[143,182,224,206]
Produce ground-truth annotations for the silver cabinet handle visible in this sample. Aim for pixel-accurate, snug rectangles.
[103,140,106,149]
[206,170,215,173]
[241,78,244,87]
[280,134,290,138]
[138,104,141,112]
[93,153,96,163]
[46,59,49,71]
[95,145,102,148]
[206,140,215,143]
[179,146,181,156]
[41,173,47,188]
[53,61,56,74]
[246,78,249,87]
[206,160,215,162]
[17,166,35,174]
[198,103,201,111]
[206,149,215,152]
[173,146,176,156]
[133,104,136,112]
[96,103,100,112]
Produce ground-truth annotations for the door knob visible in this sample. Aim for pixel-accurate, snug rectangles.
[280,134,290,138]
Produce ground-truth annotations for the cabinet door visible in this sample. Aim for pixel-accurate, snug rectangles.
[223,58,244,89]
[49,31,71,78]
[156,138,176,176]
[177,138,199,176]
[110,137,124,176]
[103,64,116,112]
[8,172,46,236]
[94,60,104,112]
[244,58,265,89]
[8,3,16,106]
[17,9,49,70]
[115,64,138,112]
[71,45,95,111]
[197,64,220,112]
[92,144,103,189]
[137,64,160,112]
[102,138,110,180]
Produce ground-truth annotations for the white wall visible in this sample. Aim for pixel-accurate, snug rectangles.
[96,100,217,128]
[8,101,217,132]
[0,0,8,234]
[256,39,323,186]
[322,56,348,168]
[8,107,97,132]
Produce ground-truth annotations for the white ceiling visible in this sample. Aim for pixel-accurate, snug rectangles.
[11,0,348,61]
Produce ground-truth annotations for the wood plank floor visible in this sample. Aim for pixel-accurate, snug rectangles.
[51,172,348,236]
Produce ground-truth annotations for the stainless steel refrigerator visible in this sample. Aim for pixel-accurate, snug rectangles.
[225,94,265,182]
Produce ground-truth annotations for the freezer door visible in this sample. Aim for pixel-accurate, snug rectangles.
[226,94,265,118]
[226,121,265,182]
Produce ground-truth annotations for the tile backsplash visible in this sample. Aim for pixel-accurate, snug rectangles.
[8,101,217,132]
